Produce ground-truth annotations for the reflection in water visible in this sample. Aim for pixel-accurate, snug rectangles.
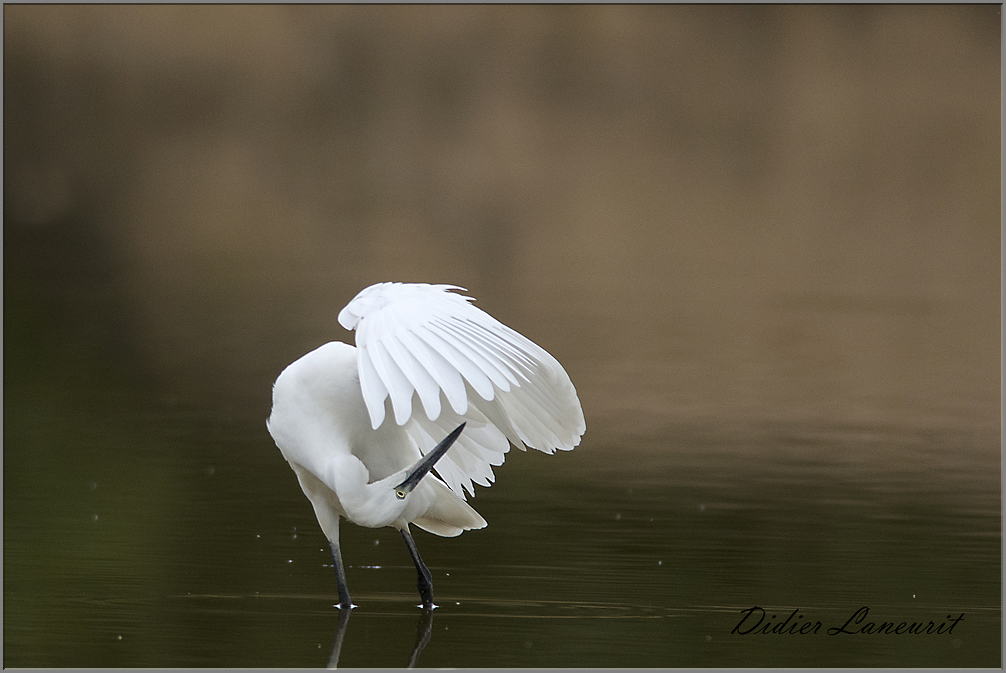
[326,607,434,669]
[406,608,435,669]
[325,608,352,669]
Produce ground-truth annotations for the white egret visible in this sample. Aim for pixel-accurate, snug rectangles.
[267,282,585,609]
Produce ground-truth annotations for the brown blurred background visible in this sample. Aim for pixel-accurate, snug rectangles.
[5,3,1001,455]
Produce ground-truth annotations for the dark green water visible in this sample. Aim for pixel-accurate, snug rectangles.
[4,258,999,666]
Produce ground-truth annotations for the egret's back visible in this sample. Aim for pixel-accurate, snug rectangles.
[267,341,364,478]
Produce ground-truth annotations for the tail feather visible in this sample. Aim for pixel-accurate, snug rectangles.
[412,479,487,537]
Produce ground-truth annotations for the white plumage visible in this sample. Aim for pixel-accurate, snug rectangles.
[267,282,585,608]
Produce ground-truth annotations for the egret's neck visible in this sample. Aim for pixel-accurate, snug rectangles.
[328,455,410,529]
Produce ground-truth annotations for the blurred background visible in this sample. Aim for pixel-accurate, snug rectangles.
[4,5,1001,667]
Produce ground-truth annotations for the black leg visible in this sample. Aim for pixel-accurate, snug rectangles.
[329,540,354,609]
[400,526,435,608]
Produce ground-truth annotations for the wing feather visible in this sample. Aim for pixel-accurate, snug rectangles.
[358,340,391,428]
[406,327,468,418]
[428,319,507,397]
[383,333,442,421]
[456,321,534,384]
[338,282,585,498]
[368,338,415,426]
[434,318,518,391]
[410,326,480,415]
[390,330,445,420]
[420,320,496,402]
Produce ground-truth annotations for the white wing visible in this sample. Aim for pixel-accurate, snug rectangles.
[338,282,586,498]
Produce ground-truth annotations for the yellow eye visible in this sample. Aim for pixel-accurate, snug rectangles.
[395,489,407,500]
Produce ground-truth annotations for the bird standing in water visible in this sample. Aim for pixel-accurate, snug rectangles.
[267,282,585,609]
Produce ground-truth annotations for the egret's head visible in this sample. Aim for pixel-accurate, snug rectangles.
[394,423,466,499]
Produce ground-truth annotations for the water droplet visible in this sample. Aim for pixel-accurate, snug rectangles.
[92,514,99,522]
[614,513,621,520]
[117,635,122,641]
[658,561,662,566]
[373,539,380,546]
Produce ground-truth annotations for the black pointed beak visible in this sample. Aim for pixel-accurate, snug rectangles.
[395,423,466,499]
